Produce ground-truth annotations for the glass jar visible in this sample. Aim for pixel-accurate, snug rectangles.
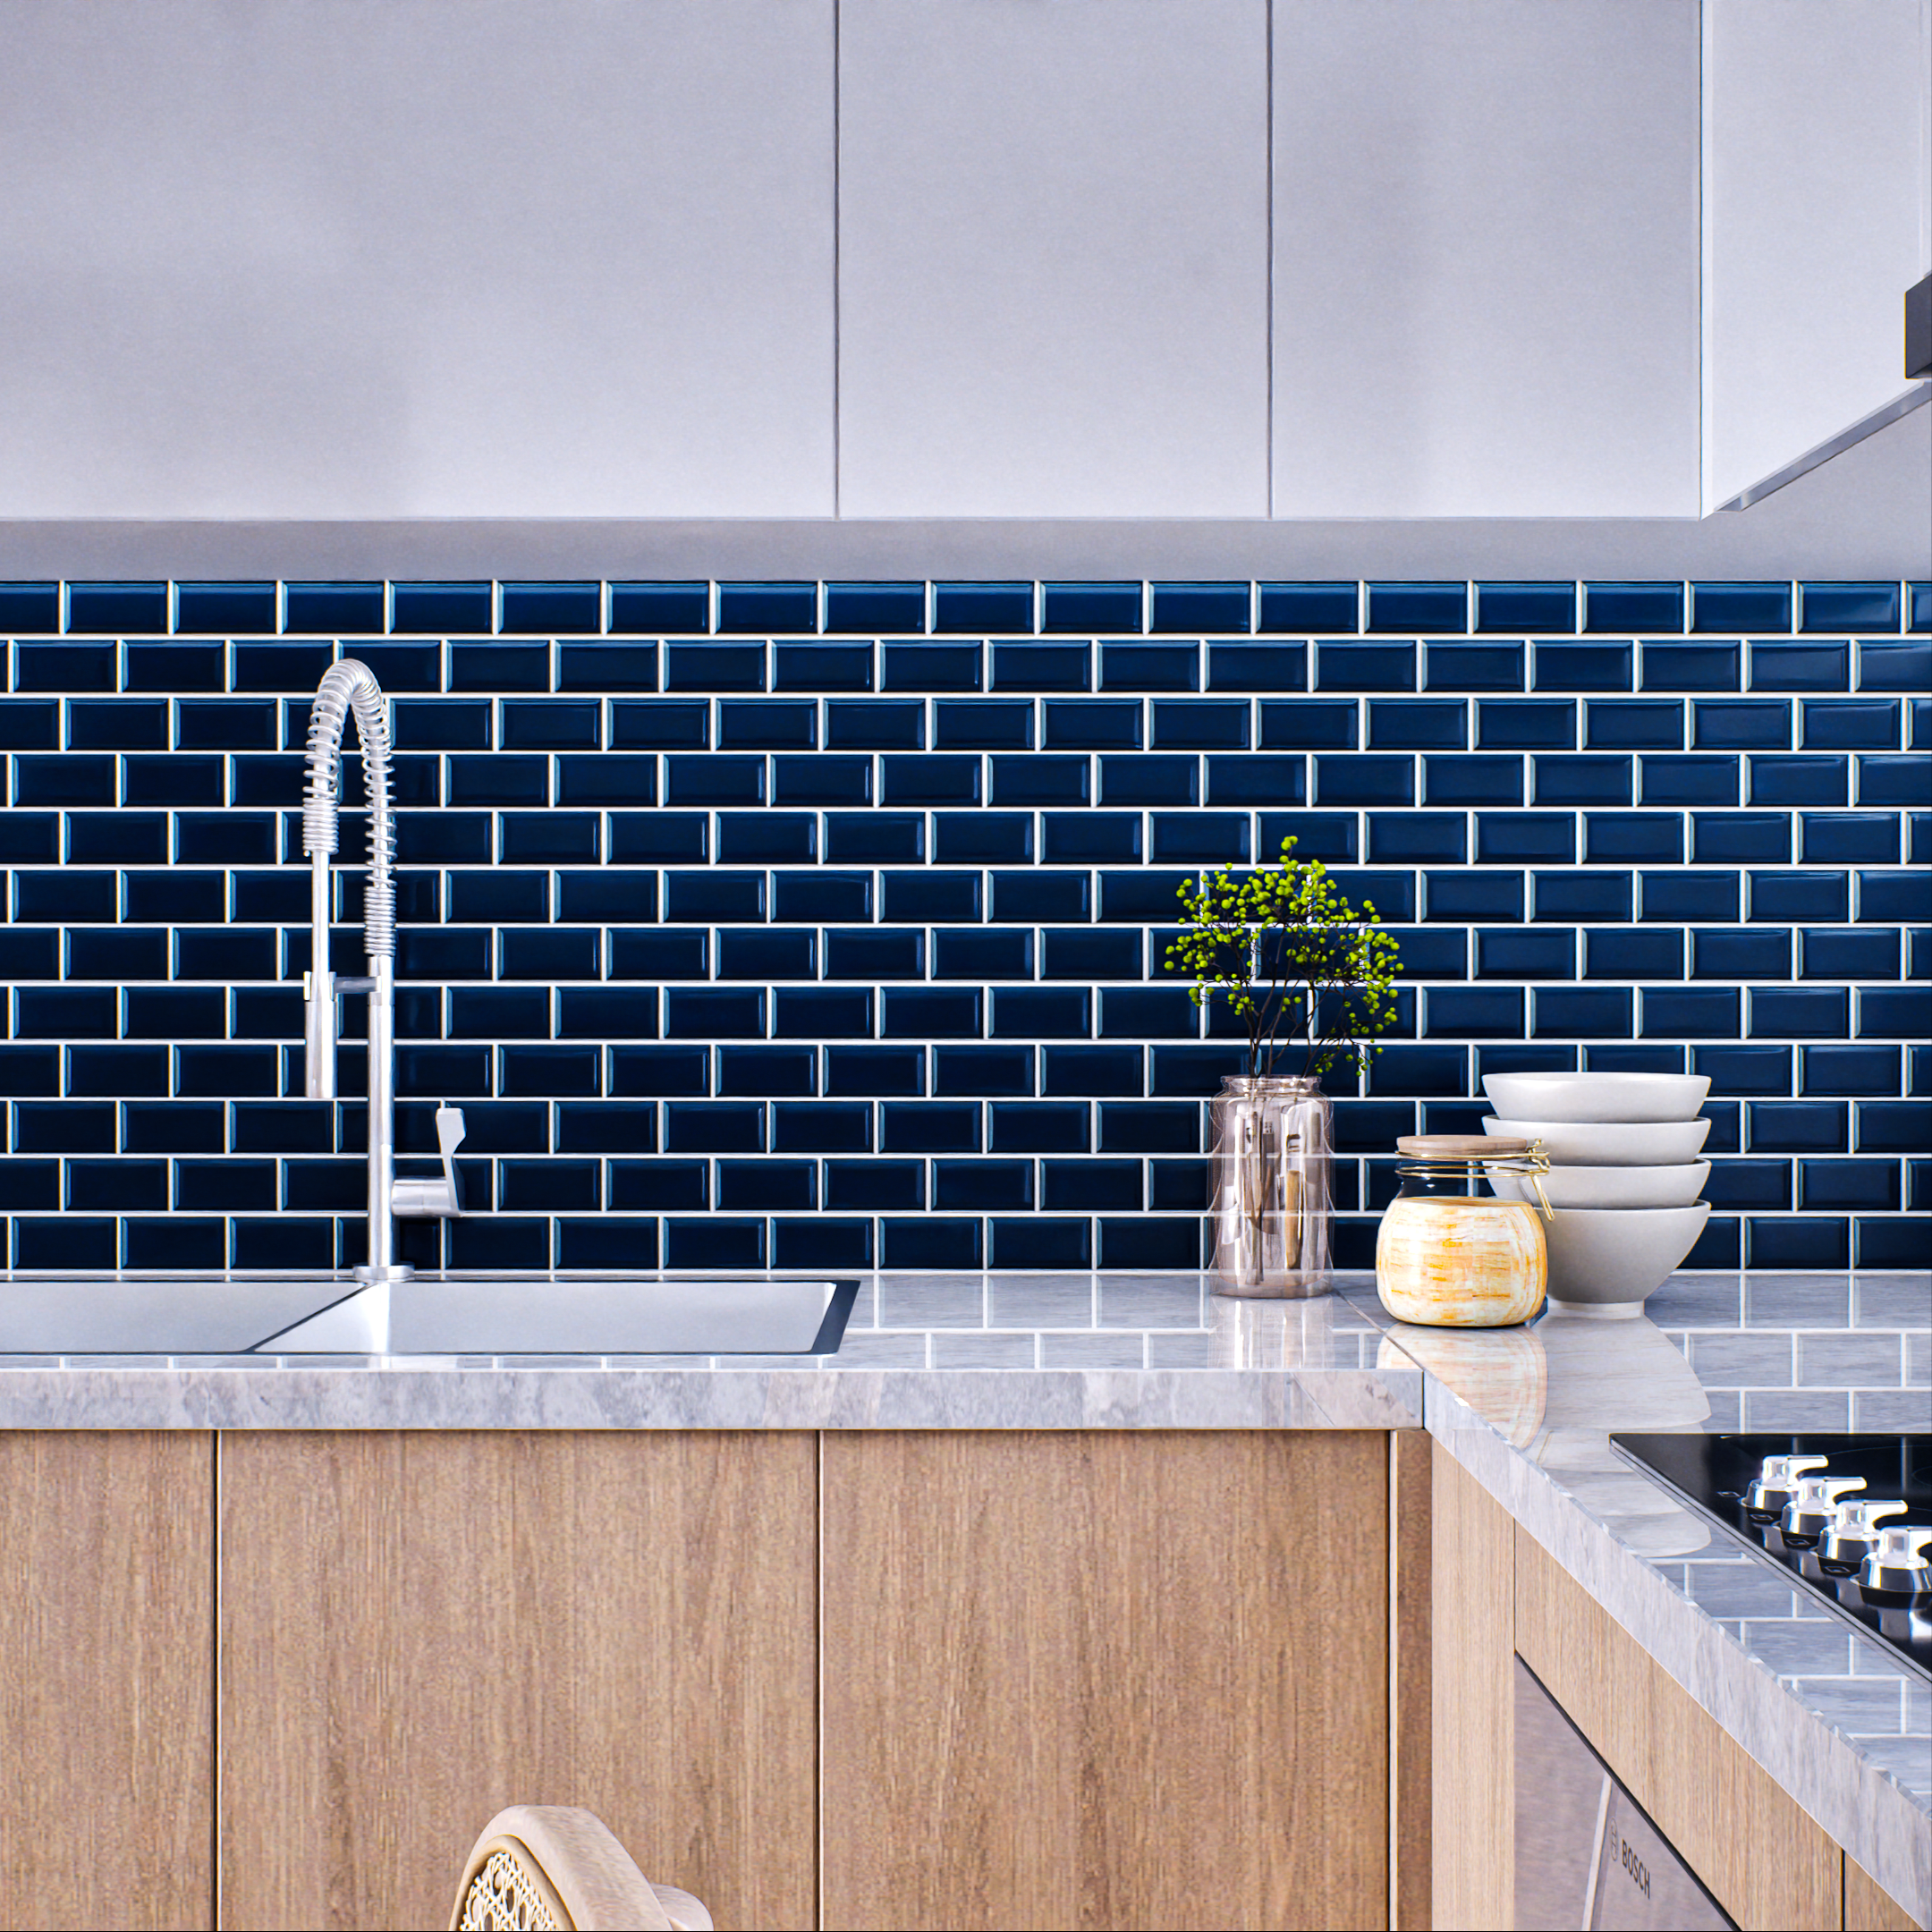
[1375,1133,1553,1328]
[1209,1075,1333,1299]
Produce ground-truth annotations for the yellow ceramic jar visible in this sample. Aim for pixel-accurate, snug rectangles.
[1375,1134,1551,1327]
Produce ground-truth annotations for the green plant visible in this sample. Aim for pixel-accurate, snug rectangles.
[1164,836,1402,1081]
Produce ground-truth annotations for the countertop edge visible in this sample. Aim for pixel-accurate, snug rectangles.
[1426,1377,1932,1925]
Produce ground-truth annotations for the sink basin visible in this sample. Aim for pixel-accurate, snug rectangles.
[0,1275,859,1358]
[253,1275,860,1356]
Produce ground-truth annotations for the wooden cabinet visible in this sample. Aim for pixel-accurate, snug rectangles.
[836,0,1269,518]
[216,1431,818,1932]
[820,1430,1390,1931]
[0,1432,212,1932]
[1430,1439,1920,1932]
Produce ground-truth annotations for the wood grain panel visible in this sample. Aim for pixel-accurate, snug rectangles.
[1390,1430,1432,1932]
[1428,1442,1513,1932]
[1515,1526,1841,1932]
[820,1431,1386,1932]
[0,1431,213,1931]
[217,1431,816,1932]
[1845,1855,1920,1931]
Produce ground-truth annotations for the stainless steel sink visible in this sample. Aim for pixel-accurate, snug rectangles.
[252,1275,860,1356]
[0,1275,859,1357]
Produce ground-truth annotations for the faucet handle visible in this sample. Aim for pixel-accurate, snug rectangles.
[393,1104,467,1220]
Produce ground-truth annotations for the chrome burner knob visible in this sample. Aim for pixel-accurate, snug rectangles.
[1744,1453,1828,1520]
[1818,1499,1909,1575]
[1859,1526,1932,1597]
[1781,1474,1865,1543]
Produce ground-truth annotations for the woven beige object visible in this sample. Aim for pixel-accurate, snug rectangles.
[449,1807,710,1932]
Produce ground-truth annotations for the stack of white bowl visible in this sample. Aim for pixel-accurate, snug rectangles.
[1479,1072,1713,1314]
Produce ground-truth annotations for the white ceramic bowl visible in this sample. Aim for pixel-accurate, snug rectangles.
[1539,1203,1712,1311]
[1481,1071,1710,1123]
[1483,1115,1711,1166]
[1489,1161,1709,1209]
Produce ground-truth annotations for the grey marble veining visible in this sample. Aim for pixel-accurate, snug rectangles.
[1342,1271,1932,1924]
[0,1267,1418,1432]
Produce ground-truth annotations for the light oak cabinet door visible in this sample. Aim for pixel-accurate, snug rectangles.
[0,1432,213,1932]
[820,1430,1388,1932]
[216,1431,818,1932]
[837,0,1269,518]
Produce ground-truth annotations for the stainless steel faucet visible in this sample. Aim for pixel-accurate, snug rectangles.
[301,659,464,1284]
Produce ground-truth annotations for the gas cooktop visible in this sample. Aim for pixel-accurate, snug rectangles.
[1610,1433,1932,1683]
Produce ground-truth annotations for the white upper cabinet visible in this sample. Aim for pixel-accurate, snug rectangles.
[0,0,836,519]
[1701,0,1931,513]
[836,0,1269,520]
[1271,0,1702,519]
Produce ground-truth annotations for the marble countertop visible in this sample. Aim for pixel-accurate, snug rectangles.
[1341,1269,1930,1923]
[1,1262,1926,1912]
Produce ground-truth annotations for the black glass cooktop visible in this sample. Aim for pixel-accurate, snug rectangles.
[1610,1433,1932,1682]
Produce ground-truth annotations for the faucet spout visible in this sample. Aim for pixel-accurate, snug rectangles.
[302,660,408,1282]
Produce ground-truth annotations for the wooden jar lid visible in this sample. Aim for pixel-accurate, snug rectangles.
[1396,1132,1531,1158]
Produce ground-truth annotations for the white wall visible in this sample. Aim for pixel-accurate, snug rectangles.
[836,0,1269,518]
[0,0,836,518]
[1272,0,1702,519]
[1701,0,1932,511]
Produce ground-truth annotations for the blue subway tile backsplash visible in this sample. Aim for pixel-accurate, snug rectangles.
[0,578,1921,1272]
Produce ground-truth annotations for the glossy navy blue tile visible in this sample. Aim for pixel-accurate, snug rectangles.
[1044,582,1140,634]
[989,1104,1089,1155]
[881,1216,983,1267]
[446,754,546,809]
[1317,643,1414,692]
[878,1102,980,1155]
[1582,582,1682,633]
[1207,643,1306,692]
[1257,582,1356,633]
[1639,987,1738,1038]
[123,641,225,693]
[937,929,1032,982]
[66,581,168,634]
[1802,699,1897,750]
[823,581,924,635]
[1801,927,1898,980]
[936,814,1033,864]
[1417,871,1515,923]
[1799,812,1896,865]
[607,582,709,634]
[1097,755,1193,807]
[1419,755,1519,806]
[1586,928,1682,978]
[1150,813,1249,864]
[1747,1101,1849,1155]
[1749,641,1850,693]
[883,644,975,696]
[1309,755,1408,807]
[15,641,115,692]
[716,581,816,635]
[934,581,1032,635]
[824,813,924,864]
[389,581,490,635]
[1854,1101,1929,1153]
[935,1046,1034,1099]
[497,580,600,635]
[1472,581,1574,633]
[1801,579,1899,633]
[666,642,765,693]
[450,642,548,693]
[936,700,1032,750]
[1101,643,1198,691]
[1692,582,1790,633]
[1476,814,1572,864]
[993,643,1089,691]
[1369,699,1464,750]
[0,581,62,632]
[1799,1044,1901,1098]
[1366,582,1464,633]
[1148,699,1247,750]
[1150,582,1248,634]
[1584,814,1681,864]
[1258,701,1353,750]
[1857,751,1932,805]
[170,581,274,636]
[665,870,765,923]
[882,756,980,811]
[1366,1045,1467,1097]
[767,871,868,927]
[1692,699,1789,750]
[1532,755,1630,806]
[1531,986,1631,1038]
[1860,642,1932,694]
[1640,756,1738,807]
[499,812,597,865]
[1422,643,1525,692]
[1750,987,1851,1042]
[14,987,116,1039]
[1642,643,1741,692]
[0,699,59,750]
[1859,869,1930,921]
[770,643,869,696]
[1581,699,1681,750]
[1857,986,1929,1038]
[818,1049,917,1102]
[1476,929,1572,979]
[1423,987,1522,1038]
[1749,754,1847,806]
[820,699,917,752]
[1692,813,1792,864]
[717,700,815,752]
[1691,927,1786,979]
[1534,643,1633,693]
[1352,811,1453,865]
[1474,699,1573,751]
